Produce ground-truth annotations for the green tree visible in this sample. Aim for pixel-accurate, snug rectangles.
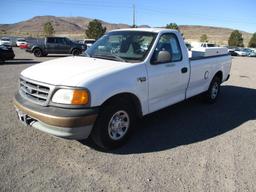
[166,23,180,31]
[166,22,185,38]
[200,34,208,42]
[0,29,6,35]
[43,22,55,37]
[248,33,256,48]
[228,30,244,47]
[85,19,106,40]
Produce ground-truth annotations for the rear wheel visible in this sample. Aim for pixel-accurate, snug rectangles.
[91,100,136,150]
[72,49,81,56]
[204,76,221,103]
[33,48,43,57]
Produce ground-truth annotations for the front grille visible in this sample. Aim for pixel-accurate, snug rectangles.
[19,78,51,105]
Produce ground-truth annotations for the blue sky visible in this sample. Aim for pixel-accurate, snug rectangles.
[1,0,256,33]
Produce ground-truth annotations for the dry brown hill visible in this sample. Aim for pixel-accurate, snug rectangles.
[0,16,131,36]
[180,25,252,45]
[0,16,252,45]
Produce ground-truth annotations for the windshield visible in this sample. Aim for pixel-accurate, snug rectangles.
[85,31,157,62]
[1,38,10,41]
[207,44,216,47]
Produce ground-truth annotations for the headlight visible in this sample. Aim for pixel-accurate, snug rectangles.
[52,89,89,105]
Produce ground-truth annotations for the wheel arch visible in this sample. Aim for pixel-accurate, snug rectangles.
[32,46,42,52]
[71,47,81,54]
[214,70,223,82]
[101,92,143,118]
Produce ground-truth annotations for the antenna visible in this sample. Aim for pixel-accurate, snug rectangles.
[133,4,136,27]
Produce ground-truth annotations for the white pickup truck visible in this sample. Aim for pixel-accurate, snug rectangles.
[14,28,232,149]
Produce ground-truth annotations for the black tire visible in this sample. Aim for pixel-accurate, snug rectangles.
[0,57,5,64]
[33,48,43,57]
[204,76,221,103]
[91,100,136,150]
[42,53,48,57]
[72,49,81,56]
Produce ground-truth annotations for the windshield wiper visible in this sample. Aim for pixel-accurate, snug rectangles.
[109,53,127,62]
[92,53,127,62]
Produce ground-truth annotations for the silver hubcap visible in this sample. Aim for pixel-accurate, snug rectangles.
[108,110,130,140]
[211,82,219,99]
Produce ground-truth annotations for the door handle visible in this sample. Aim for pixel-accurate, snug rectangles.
[137,77,147,82]
[181,67,188,73]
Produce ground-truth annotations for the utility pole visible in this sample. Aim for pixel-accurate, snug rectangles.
[132,4,136,28]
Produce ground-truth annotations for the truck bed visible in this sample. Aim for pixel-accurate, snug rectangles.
[189,47,229,60]
[186,51,232,99]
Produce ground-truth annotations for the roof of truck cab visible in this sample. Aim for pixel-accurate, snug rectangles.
[110,28,178,33]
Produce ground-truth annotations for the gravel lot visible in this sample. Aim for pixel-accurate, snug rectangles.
[0,48,256,192]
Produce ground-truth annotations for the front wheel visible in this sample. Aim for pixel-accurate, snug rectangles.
[204,76,221,103]
[33,48,43,57]
[72,49,81,56]
[91,101,136,150]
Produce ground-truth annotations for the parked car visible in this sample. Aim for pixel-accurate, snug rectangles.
[14,28,231,149]
[249,51,256,57]
[26,37,87,57]
[243,48,256,57]
[201,43,217,47]
[0,45,15,63]
[0,37,12,46]
[19,44,29,49]
[229,50,238,56]
[16,38,28,47]
[83,39,96,48]
[234,48,247,56]
[227,47,238,56]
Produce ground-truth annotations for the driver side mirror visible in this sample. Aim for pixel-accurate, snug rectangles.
[151,50,172,64]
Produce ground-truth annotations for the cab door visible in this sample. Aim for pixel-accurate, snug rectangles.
[147,33,190,113]
[56,38,70,54]
[46,37,57,53]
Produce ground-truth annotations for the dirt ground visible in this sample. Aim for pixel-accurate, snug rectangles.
[0,48,256,192]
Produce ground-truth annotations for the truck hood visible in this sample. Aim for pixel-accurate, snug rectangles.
[21,56,132,86]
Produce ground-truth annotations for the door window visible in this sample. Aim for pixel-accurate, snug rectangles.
[151,33,182,64]
[56,38,66,44]
[47,37,55,43]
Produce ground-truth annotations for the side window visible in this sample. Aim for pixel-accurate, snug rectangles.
[151,33,182,64]
[47,38,55,43]
[64,38,71,45]
[56,38,66,44]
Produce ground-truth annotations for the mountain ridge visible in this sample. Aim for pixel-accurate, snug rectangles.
[0,16,252,45]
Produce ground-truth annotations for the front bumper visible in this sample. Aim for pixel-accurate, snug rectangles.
[26,49,33,53]
[14,93,99,140]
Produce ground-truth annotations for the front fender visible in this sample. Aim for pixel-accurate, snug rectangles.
[32,46,44,52]
[82,64,149,115]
